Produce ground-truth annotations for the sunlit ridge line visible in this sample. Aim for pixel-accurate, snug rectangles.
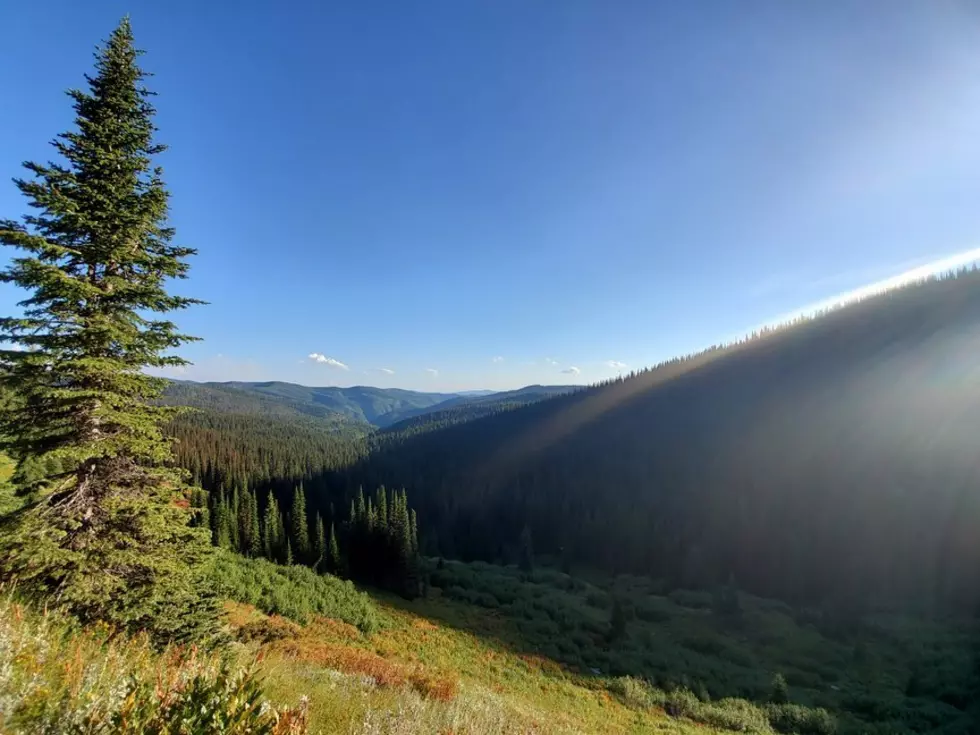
[750,247,980,337]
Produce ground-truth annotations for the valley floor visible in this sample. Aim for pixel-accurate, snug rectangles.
[233,559,978,734]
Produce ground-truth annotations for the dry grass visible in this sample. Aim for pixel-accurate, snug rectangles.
[229,598,712,735]
[0,593,308,734]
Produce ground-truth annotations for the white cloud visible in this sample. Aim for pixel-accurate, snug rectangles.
[425,368,439,376]
[605,360,628,370]
[378,367,395,375]
[545,357,559,366]
[492,356,504,363]
[308,352,349,370]
[561,366,581,375]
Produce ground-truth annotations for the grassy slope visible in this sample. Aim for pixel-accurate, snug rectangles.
[0,594,306,733]
[234,600,701,734]
[224,559,977,734]
[2,546,972,733]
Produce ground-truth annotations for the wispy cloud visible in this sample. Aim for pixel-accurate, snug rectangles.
[492,356,504,363]
[425,367,439,376]
[561,366,581,375]
[545,357,559,366]
[605,360,627,370]
[378,367,395,375]
[308,352,349,370]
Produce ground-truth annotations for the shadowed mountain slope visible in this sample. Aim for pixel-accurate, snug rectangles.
[346,269,980,613]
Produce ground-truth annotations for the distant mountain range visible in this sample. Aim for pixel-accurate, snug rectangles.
[163,380,576,429]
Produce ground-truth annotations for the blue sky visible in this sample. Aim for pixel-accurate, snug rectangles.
[2,1,980,391]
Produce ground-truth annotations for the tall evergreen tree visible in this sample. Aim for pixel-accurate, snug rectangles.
[355,486,366,526]
[409,508,419,554]
[291,484,310,562]
[246,489,261,557]
[189,487,209,529]
[328,522,341,575]
[0,19,215,642]
[377,485,389,530]
[212,490,231,549]
[229,486,241,551]
[313,511,326,571]
[276,509,286,560]
[262,490,281,560]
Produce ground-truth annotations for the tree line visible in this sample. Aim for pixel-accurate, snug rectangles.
[191,481,422,598]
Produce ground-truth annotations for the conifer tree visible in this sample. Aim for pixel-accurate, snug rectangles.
[378,485,389,530]
[409,508,419,554]
[212,491,231,549]
[355,486,366,526]
[189,487,209,529]
[313,512,326,571]
[0,19,216,642]
[262,490,281,560]
[285,538,294,566]
[291,484,310,562]
[221,497,236,550]
[397,490,411,554]
[328,522,341,575]
[276,509,286,559]
[247,489,261,557]
[236,485,251,554]
[229,486,241,551]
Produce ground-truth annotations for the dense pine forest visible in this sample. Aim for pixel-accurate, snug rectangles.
[347,269,980,613]
[165,268,980,616]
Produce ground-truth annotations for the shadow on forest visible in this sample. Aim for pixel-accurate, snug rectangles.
[360,558,980,735]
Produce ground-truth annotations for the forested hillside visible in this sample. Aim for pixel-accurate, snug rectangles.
[164,270,980,614]
[165,381,460,427]
[163,381,577,539]
[342,269,980,614]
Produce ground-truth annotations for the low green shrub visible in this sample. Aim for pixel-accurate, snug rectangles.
[700,698,771,733]
[668,589,714,610]
[211,550,379,633]
[766,703,837,735]
[664,688,701,719]
[769,672,789,704]
[608,676,661,710]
